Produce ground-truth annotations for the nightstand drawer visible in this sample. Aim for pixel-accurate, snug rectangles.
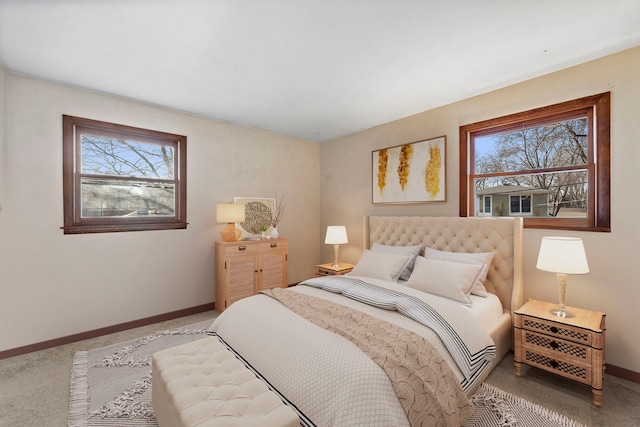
[521,317,593,346]
[315,263,354,277]
[521,329,592,364]
[316,267,350,276]
[523,350,593,385]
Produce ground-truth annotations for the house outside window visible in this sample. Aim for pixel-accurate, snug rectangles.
[476,185,549,217]
[62,115,187,234]
[460,92,610,232]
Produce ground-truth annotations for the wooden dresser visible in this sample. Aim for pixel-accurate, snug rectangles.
[514,299,606,406]
[215,238,288,312]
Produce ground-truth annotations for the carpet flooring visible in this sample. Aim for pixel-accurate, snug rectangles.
[1,310,639,426]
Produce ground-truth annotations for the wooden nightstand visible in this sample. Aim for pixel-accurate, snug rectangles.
[514,299,606,406]
[315,262,354,277]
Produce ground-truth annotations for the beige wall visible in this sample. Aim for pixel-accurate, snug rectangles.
[320,46,640,373]
[0,73,321,352]
[0,65,6,210]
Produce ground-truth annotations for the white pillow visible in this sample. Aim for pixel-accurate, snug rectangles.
[423,247,495,297]
[371,243,422,281]
[406,256,483,305]
[350,250,412,283]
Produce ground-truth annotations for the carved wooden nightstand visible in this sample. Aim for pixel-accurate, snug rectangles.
[514,299,606,406]
[315,262,354,277]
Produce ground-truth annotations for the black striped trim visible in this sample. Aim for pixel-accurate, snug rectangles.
[206,331,316,427]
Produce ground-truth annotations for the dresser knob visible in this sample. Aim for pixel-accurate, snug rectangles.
[550,326,559,333]
[550,360,559,369]
[550,341,559,349]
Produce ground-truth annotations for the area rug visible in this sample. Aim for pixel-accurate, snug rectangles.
[68,322,585,427]
[68,320,212,426]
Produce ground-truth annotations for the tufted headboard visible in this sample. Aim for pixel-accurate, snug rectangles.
[364,216,524,316]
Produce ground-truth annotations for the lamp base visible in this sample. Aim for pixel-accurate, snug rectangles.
[220,223,241,242]
[551,273,574,318]
[332,244,341,268]
[550,308,574,318]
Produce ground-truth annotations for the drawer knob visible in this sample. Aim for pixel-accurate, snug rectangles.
[550,341,559,349]
[550,326,559,333]
[550,360,559,369]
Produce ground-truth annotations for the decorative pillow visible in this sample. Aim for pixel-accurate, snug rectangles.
[350,250,412,283]
[371,243,422,281]
[423,247,495,297]
[406,256,483,305]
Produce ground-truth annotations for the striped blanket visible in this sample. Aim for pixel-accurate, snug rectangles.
[299,276,496,392]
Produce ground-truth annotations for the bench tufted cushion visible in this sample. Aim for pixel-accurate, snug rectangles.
[152,337,299,427]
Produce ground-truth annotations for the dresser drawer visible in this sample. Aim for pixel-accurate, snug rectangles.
[521,316,594,346]
[224,243,258,257]
[258,240,287,252]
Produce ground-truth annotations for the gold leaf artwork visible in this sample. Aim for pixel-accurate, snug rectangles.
[425,144,441,198]
[372,136,446,204]
[397,144,413,191]
[377,149,388,193]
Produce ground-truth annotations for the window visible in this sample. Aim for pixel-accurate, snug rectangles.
[479,195,492,216]
[459,92,610,231]
[62,115,187,234]
[510,195,531,215]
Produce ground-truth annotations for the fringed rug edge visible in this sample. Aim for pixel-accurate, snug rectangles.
[474,383,587,427]
[68,350,89,427]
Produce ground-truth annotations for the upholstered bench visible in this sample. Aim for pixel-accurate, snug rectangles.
[152,336,299,427]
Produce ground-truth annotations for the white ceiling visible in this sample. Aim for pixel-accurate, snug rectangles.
[1,1,639,142]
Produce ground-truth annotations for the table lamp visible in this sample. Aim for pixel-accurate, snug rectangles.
[216,204,245,242]
[325,225,348,267]
[536,236,589,318]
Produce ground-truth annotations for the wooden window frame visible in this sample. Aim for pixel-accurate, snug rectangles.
[459,92,610,232]
[62,115,187,234]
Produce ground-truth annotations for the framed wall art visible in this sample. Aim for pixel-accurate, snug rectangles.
[233,197,276,238]
[372,136,446,204]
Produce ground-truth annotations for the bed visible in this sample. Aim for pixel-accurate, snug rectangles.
[208,215,524,427]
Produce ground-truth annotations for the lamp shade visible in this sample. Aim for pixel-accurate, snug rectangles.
[325,225,348,244]
[216,203,245,223]
[536,237,589,275]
